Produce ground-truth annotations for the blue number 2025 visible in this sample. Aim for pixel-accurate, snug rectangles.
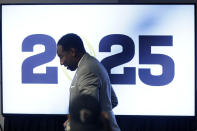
[22,34,174,86]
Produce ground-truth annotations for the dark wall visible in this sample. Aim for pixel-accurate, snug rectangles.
[3,115,197,131]
[118,0,196,3]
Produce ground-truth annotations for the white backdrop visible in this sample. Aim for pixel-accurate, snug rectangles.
[2,4,195,116]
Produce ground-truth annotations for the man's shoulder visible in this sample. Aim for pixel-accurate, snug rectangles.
[78,53,106,75]
[80,53,101,68]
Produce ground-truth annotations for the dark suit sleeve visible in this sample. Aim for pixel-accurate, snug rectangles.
[111,86,118,109]
[77,72,100,100]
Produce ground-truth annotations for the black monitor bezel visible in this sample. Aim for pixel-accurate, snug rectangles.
[0,1,196,117]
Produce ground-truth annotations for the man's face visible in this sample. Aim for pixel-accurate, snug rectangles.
[57,45,77,71]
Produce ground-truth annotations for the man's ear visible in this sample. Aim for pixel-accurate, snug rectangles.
[70,48,76,57]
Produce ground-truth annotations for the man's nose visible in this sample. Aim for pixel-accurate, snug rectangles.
[60,60,64,65]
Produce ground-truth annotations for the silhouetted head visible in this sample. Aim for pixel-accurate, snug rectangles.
[70,95,103,131]
[57,33,86,71]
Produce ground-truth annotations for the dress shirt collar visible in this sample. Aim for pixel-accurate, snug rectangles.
[77,53,86,68]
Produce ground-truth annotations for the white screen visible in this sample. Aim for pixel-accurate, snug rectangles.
[2,4,195,116]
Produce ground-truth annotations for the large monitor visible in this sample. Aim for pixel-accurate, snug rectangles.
[1,4,196,116]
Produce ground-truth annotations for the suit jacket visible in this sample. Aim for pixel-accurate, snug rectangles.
[69,53,121,131]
